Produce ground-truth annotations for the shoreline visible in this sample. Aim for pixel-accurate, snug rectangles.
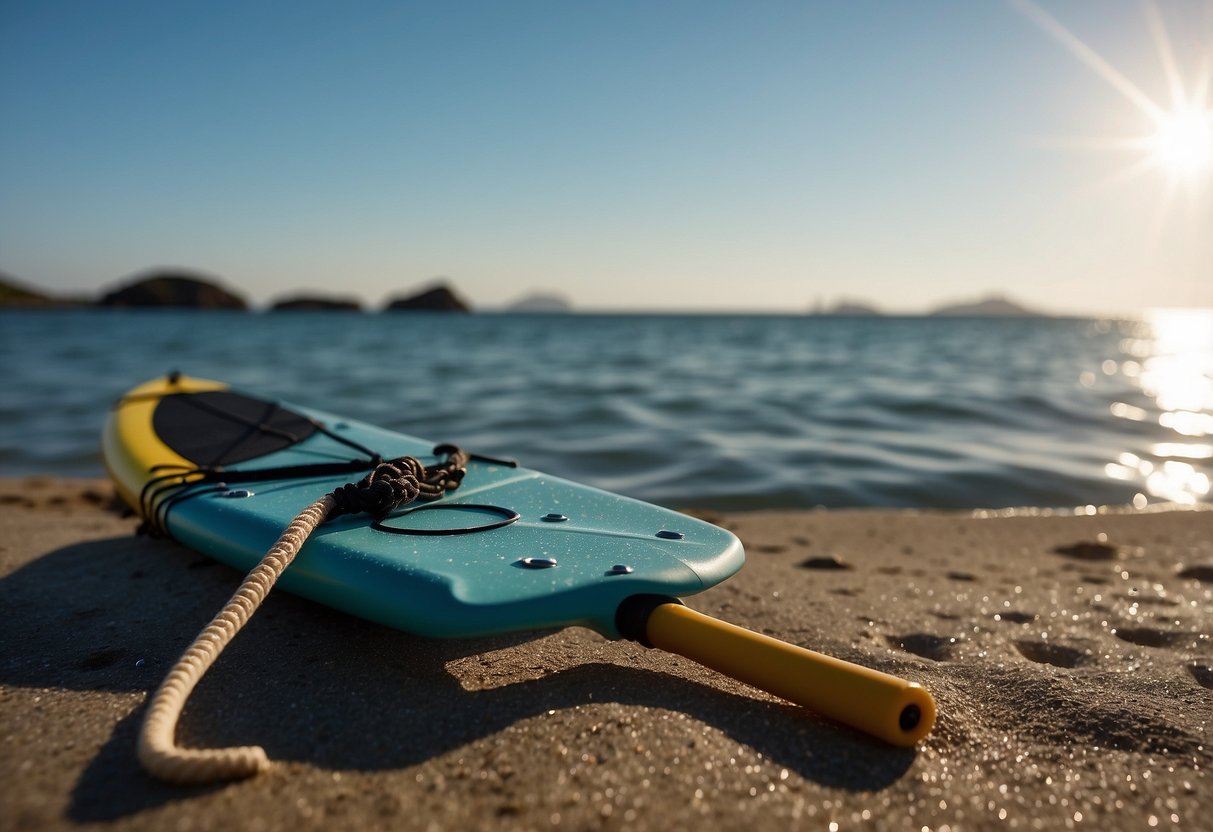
[2,477,1210,831]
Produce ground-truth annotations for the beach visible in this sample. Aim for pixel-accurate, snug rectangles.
[2,476,1210,831]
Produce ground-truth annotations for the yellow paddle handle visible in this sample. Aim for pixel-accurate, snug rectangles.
[645,602,935,746]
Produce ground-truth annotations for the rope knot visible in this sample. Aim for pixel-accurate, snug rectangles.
[327,448,469,519]
[329,459,422,518]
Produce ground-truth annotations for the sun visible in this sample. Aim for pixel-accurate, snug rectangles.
[1014,0,1213,203]
[1149,106,1213,180]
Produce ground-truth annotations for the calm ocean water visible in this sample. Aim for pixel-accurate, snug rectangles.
[2,309,1210,510]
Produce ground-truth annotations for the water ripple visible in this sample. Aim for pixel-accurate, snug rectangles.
[1,310,1209,510]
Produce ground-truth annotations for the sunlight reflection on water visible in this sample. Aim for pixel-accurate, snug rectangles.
[1107,309,1213,505]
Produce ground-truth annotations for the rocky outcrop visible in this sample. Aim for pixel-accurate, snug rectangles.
[269,294,362,311]
[98,272,248,309]
[384,283,470,312]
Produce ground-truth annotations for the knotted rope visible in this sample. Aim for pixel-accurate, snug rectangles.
[138,449,467,784]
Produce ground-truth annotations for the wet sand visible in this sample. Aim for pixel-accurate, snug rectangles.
[1,477,1210,831]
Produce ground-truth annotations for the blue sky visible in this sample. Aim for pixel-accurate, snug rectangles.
[1,1,1210,313]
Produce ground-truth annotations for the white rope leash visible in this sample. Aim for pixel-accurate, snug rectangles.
[136,449,470,784]
[137,496,335,784]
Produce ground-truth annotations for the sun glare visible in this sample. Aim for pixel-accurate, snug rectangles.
[1149,107,1213,179]
[1014,0,1213,219]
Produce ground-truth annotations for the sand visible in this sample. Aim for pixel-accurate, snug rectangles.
[1,476,1209,831]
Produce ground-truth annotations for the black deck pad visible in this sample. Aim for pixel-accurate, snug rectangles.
[152,390,319,468]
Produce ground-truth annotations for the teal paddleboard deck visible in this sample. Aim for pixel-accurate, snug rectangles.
[104,375,745,639]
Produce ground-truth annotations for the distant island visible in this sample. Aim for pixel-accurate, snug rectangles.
[810,299,882,316]
[806,294,1044,317]
[1,271,475,313]
[270,293,362,312]
[1,273,55,306]
[98,271,248,309]
[1,270,1051,317]
[505,291,573,313]
[0,272,86,307]
[384,283,470,312]
[927,295,1044,317]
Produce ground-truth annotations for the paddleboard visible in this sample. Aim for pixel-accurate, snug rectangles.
[109,373,935,770]
[104,373,745,639]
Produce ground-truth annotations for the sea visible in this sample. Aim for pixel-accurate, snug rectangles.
[2,309,1210,511]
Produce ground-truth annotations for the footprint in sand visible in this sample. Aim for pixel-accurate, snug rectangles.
[78,648,126,672]
[1188,663,1213,689]
[0,494,36,509]
[1113,627,1205,649]
[798,555,850,570]
[1053,541,1117,560]
[1014,639,1094,668]
[886,633,959,661]
[1177,564,1213,581]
